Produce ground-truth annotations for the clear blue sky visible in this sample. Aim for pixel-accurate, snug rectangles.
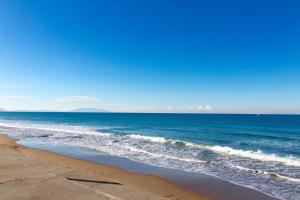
[0,0,299,113]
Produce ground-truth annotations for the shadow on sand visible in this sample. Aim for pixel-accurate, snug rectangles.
[66,178,122,185]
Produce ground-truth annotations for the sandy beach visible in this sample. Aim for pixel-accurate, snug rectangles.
[1,1,299,199]
[0,134,209,200]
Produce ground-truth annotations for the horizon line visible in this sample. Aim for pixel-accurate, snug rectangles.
[0,110,299,115]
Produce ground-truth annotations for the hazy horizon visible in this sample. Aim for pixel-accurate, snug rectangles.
[0,107,299,115]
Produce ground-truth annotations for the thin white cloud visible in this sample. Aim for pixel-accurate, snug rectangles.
[165,104,213,113]
[197,105,203,110]
[166,106,174,111]
[56,96,99,102]
[0,96,37,99]
[198,104,212,111]
[0,84,25,88]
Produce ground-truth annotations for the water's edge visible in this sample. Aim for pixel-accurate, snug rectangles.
[1,113,298,200]
[17,139,281,200]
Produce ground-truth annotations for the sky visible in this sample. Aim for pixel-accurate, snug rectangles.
[0,0,299,113]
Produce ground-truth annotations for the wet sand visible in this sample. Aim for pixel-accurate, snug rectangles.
[17,138,280,200]
[0,134,208,200]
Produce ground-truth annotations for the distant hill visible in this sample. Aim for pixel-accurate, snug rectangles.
[0,108,109,113]
[70,108,109,113]
[13,109,56,112]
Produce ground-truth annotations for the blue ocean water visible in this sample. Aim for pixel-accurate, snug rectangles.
[0,112,299,200]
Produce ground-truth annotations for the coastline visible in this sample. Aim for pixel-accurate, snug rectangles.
[17,139,281,200]
[0,134,282,200]
[0,134,208,200]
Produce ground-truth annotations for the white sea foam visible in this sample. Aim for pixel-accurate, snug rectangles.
[3,118,299,168]
[125,133,300,168]
[1,119,300,200]
[128,134,167,143]
[0,121,110,136]
[276,174,300,184]
[233,165,300,184]
[128,134,197,147]
[122,145,206,163]
[209,145,300,167]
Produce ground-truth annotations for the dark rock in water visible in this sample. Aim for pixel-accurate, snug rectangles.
[38,134,52,138]
[269,173,279,178]
[165,140,172,144]
[174,141,186,148]
[198,150,218,160]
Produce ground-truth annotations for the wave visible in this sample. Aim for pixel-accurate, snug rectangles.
[128,134,300,167]
[1,119,299,200]
[233,165,300,184]
[0,121,110,137]
[2,119,299,168]
[128,134,167,143]
[209,145,300,167]
[128,134,197,147]
[122,145,206,163]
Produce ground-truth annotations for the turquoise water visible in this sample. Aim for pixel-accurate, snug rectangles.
[0,112,299,200]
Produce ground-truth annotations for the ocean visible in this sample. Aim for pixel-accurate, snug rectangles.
[0,112,299,200]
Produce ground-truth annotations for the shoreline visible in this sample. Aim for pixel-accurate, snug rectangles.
[0,134,282,200]
[0,134,208,200]
[17,139,281,200]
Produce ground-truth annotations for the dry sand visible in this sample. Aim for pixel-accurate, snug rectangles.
[0,134,210,200]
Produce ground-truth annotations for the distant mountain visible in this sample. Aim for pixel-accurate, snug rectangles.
[13,109,57,112]
[70,108,109,113]
[0,108,109,113]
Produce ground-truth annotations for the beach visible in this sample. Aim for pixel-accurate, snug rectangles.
[0,113,298,200]
[1,1,299,199]
[0,133,283,200]
[0,134,208,200]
